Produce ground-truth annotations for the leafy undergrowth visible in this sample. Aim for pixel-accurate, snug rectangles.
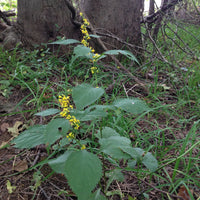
[0,20,200,200]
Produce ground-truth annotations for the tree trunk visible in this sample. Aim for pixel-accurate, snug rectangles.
[17,0,81,46]
[81,0,143,56]
[149,0,155,16]
[152,0,169,39]
[148,0,155,32]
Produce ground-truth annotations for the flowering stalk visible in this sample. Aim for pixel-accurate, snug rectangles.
[80,12,100,74]
[59,95,80,130]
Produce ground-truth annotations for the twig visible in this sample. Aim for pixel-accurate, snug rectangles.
[97,30,173,65]
[144,21,169,64]
[38,186,50,200]
[122,83,128,98]
[31,150,41,166]
[96,29,145,53]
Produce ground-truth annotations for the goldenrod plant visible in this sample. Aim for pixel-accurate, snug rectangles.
[12,83,158,200]
[10,12,158,200]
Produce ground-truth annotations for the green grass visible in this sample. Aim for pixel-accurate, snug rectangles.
[0,19,200,199]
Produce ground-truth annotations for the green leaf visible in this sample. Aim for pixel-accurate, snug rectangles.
[105,169,124,191]
[99,136,131,160]
[142,152,158,172]
[72,84,104,110]
[65,150,102,200]
[121,147,143,169]
[72,107,108,121]
[12,125,46,148]
[104,50,139,63]
[12,118,71,148]
[34,109,60,117]
[121,147,144,160]
[49,150,103,200]
[89,34,101,38]
[73,45,92,59]
[127,160,137,169]
[44,118,71,144]
[113,98,150,114]
[49,39,80,45]
[48,150,74,174]
[96,127,120,139]
[122,147,158,171]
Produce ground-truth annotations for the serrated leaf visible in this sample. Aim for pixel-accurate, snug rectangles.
[72,107,107,121]
[99,136,131,160]
[34,109,60,116]
[113,98,150,114]
[49,151,103,200]
[72,84,104,110]
[65,150,102,200]
[122,147,144,169]
[121,147,144,160]
[96,127,120,139]
[104,50,138,63]
[12,118,71,148]
[127,160,137,169]
[73,45,92,59]
[49,39,80,45]
[48,150,74,174]
[11,125,46,148]
[142,152,158,172]
[44,118,71,144]
[122,147,158,171]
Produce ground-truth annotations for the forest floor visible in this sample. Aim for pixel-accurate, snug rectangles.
[0,19,200,200]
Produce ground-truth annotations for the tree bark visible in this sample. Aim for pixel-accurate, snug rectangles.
[17,0,81,46]
[152,0,177,39]
[81,0,143,55]
[149,0,155,16]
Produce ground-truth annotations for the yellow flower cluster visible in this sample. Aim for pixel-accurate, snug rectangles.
[80,12,100,74]
[66,132,75,141]
[59,95,80,130]
[80,13,90,47]
[90,66,98,74]
[81,145,86,150]
[92,53,101,63]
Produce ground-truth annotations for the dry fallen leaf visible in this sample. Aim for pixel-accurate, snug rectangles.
[13,159,28,172]
[7,121,27,137]
[0,122,9,133]
[6,180,16,194]
[178,185,193,200]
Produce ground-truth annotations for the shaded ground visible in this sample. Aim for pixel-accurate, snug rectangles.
[0,13,200,199]
[0,74,199,200]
